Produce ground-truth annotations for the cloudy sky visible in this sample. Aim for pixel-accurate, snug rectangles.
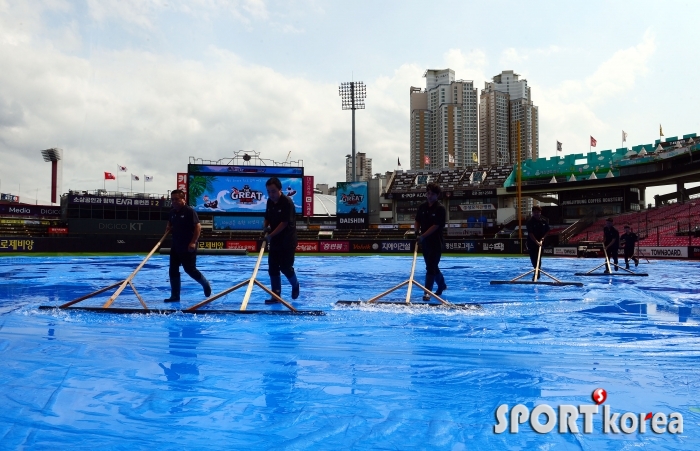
[1,0,698,203]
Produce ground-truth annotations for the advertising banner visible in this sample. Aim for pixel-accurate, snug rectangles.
[303,176,314,217]
[189,165,303,176]
[69,195,166,208]
[336,181,369,229]
[48,227,69,234]
[387,189,497,200]
[188,174,303,214]
[0,238,35,252]
[378,240,414,253]
[226,240,258,252]
[447,227,483,236]
[213,216,265,231]
[296,241,319,252]
[177,173,188,199]
[0,193,20,202]
[639,246,688,258]
[554,247,578,256]
[319,241,350,252]
[336,181,368,214]
[0,204,62,218]
[68,219,168,235]
[198,240,226,250]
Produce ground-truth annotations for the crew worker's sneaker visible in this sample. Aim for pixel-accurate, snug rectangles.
[422,293,432,302]
[164,297,180,303]
[292,282,300,300]
[265,291,282,305]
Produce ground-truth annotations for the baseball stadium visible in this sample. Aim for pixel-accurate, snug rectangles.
[1,134,699,449]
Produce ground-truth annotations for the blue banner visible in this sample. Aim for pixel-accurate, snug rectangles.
[189,175,303,214]
[189,165,303,176]
[336,182,368,214]
[213,216,265,231]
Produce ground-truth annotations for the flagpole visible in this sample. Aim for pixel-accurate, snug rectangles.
[143,176,145,194]
[116,165,119,192]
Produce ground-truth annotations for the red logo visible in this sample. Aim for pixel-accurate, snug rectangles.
[592,388,607,405]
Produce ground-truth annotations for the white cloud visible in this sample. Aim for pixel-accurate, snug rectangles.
[533,30,657,158]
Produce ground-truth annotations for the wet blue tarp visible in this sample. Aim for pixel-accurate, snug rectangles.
[1,255,699,450]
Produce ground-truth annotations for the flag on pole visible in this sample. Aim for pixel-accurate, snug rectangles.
[131,174,140,181]
[622,130,628,143]
[590,136,597,147]
[397,157,401,167]
[424,155,430,165]
[104,172,116,180]
[144,175,153,182]
[556,141,563,152]
[659,124,664,136]
[448,154,455,164]
[118,165,127,172]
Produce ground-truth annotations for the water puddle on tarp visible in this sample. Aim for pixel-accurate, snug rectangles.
[1,255,699,450]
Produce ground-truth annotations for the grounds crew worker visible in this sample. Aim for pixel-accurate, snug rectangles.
[525,205,550,279]
[164,189,211,302]
[414,182,447,301]
[620,224,640,269]
[263,177,300,303]
[603,217,620,272]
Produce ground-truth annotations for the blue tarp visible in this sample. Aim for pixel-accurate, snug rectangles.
[1,255,699,450]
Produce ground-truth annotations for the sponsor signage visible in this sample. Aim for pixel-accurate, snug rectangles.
[0,204,62,218]
[296,241,319,252]
[177,173,188,200]
[0,239,35,252]
[303,176,314,217]
[213,215,265,231]
[387,189,497,200]
[319,240,350,252]
[0,193,20,202]
[198,240,225,250]
[188,165,303,175]
[444,240,479,252]
[226,240,258,252]
[69,195,166,208]
[68,219,168,235]
[447,227,483,236]
[554,247,578,256]
[457,203,496,211]
[481,241,507,252]
[639,246,688,258]
[561,197,624,206]
[378,240,414,252]
[336,181,369,229]
[48,227,69,234]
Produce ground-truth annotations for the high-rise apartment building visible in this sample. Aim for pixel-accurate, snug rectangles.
[410,69,478,170]
[478,70,539,166]
[345,152,372,182]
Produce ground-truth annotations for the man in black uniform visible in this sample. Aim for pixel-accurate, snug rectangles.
[264,177,299,303]
[603,217,620,272]
[164,189,211,302]
[620,224,640,269]
[525,205,550,280]
[414,182,447,301]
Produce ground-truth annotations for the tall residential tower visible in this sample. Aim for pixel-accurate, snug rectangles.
[478,70,539,167]
[410,69,478,170]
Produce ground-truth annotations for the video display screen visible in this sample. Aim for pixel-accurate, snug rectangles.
[188,165,304,215]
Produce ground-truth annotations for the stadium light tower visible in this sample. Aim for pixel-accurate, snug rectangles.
[40,148,63,204]
[339,81,366,182]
